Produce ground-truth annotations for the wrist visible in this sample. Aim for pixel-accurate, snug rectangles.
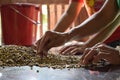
[66,30,78,42]
[64,32,72,42]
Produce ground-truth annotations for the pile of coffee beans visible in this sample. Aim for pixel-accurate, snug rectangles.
[0,45,81,69]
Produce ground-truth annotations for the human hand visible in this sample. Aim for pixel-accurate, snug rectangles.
[59,41,85,55]
[80,43,120,65]
[36,31,69,56]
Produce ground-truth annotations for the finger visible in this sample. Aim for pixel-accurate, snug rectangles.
[93,54,103,64]
[39,35,47,50]
[80,48,91,64]
[93,51,118,65]
[59,46,72,54]
[66,47,80,55]
[91,43,102,49]
[61,46,78,55]
[37,35,50,55]
[82,49,98,65]
[97,44,117,53]
[31,44,37,50]
[35,39,41,50]
[36,35,44,50]
[39,51,48,58]
[81,48,91,60]
[35,38,41,45]
[59,42,83,54]
[70,48,83,55]
[37,36,45,52]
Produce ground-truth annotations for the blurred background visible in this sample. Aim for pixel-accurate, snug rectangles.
[0,0,88,46]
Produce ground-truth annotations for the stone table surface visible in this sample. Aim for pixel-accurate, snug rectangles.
[0,66,120,80]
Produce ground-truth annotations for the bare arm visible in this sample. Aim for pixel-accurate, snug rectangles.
[58,14,120,55]
[67,0,119,41]
[53,1,84,32]
[84,12,120,48]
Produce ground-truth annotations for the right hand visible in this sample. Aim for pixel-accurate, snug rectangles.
[80,43,120,65]
[36,31,69,56]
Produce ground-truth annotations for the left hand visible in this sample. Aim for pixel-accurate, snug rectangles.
[59,42,85,55]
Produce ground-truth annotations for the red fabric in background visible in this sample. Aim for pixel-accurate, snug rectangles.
[72,0,83,2]
[104,26,120,44]
[94,0,105,11]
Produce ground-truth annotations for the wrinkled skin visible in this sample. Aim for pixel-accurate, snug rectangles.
[59,41,85,55]
[35,0,119,59]
[80,43,120,65]
[35,31,68,56]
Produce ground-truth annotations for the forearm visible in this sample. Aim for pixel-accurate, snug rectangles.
[67,0,119,41]
[53,12,76,32]
[53,2,83,32]
[84,14,120,48]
